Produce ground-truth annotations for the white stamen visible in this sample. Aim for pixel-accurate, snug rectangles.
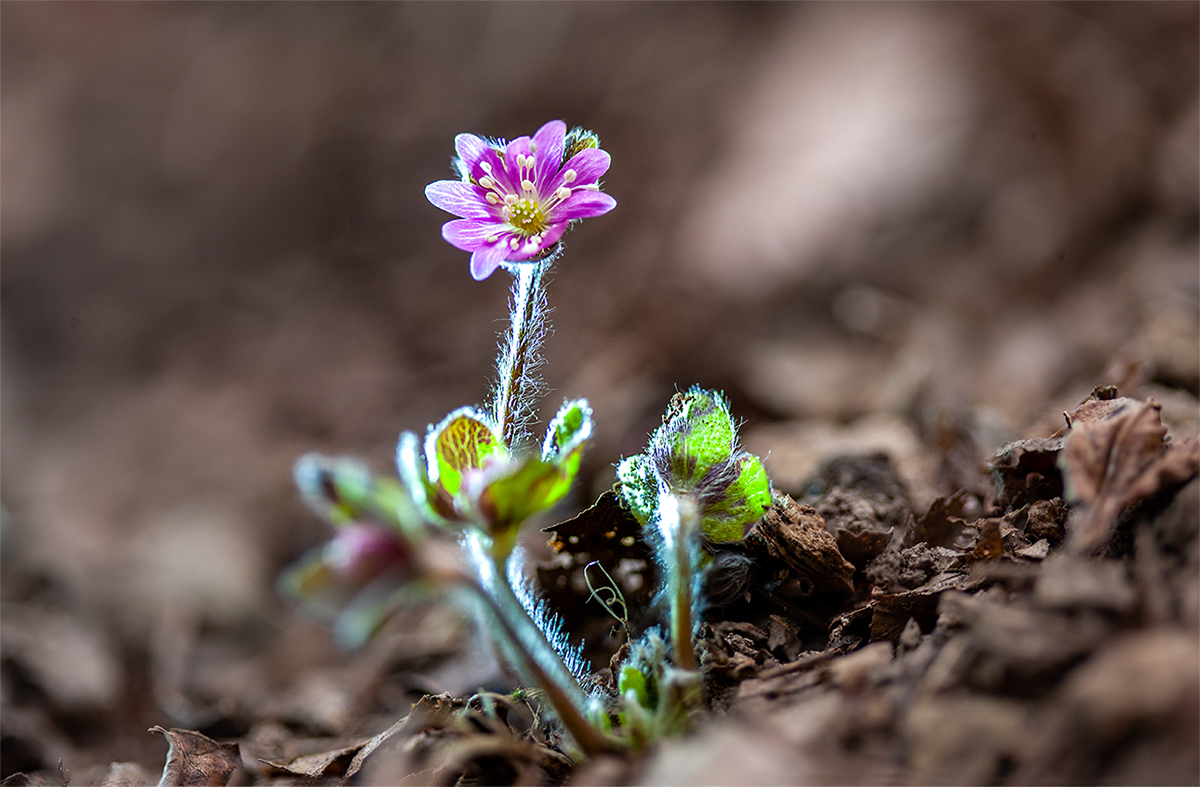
[480,161,492,174]
[529,141,538,153]
[583,183,600,191]
[486,193,500,204]
[562,169,576,183]
[517,153,528,168]
[479,176,494,189]
[486,233,499,243]
[504,194,518,206]
[556,187,571,201]
[521,179,534,191]
[509,238,520,250]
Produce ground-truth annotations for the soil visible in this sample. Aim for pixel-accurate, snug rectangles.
[2,3,1198,786]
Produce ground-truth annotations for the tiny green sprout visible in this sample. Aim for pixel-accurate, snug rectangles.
[614,387,771,674]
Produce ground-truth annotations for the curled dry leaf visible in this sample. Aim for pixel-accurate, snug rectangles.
[1059,398,1200,554]
[743,495,856,597]
[150,727,241,787]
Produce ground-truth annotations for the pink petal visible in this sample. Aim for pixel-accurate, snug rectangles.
[504,135,535,187]
[544,148,611,195]
[505,222,569,262]
[550,191,617,222]
[441,218,504,252]
[454,134,490,170]
[532,120,566,189]
[425,180,494,219]
[470,242,510,280]
[478,147,516,193]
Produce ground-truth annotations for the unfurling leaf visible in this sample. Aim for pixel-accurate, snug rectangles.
[429,407,506,497]
[542,399,593,466]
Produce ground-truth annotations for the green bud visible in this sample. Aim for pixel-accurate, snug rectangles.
[563,127,600,163]
[617,386,771,543]
[618,664,650,709]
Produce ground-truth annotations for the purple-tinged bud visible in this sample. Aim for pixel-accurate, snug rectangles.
[323,523,410,586]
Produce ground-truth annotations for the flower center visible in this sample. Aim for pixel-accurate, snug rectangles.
[506,197,547,237]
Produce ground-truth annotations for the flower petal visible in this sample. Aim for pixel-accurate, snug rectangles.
[532,120,566,188]
[505,222,568,262]
[504,135,536,188]
[550,191,617,222]
[477,147,517,193]
[545,148,611,194]
[441,218,504,252]
[425,180,494,219]
[470,242,510,280]
[454,134,491,171]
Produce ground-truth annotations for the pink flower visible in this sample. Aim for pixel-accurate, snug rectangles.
[425,120,616,280]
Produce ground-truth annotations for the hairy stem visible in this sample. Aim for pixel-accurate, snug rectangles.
[491,261,551,449]
[659,493,700,671]
[467,566,616,757]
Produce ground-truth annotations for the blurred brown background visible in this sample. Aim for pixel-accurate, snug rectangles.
[2,1,1196,778]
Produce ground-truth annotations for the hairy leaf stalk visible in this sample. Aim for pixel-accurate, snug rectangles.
[660,493,700,672]
[468,567,616,757]
[492,261,551,449]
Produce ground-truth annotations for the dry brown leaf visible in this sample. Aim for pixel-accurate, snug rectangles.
[904,489,972,548]
[1060,398,1200,553]
[989,437,1066,510]
[149,727,241,787]
[258,693,461,785]
[744,495,856,596]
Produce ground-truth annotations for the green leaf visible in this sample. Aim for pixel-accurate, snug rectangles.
[542,399,593,464]
[295,454,425,537]
[294,454,374,525]
[397,430,455,524]
[427,407,505,497]
[278,548,348,622]
[699,455,772,543]
[658,388,735,487]
[483,458,575,535]
[616,454,660,527]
